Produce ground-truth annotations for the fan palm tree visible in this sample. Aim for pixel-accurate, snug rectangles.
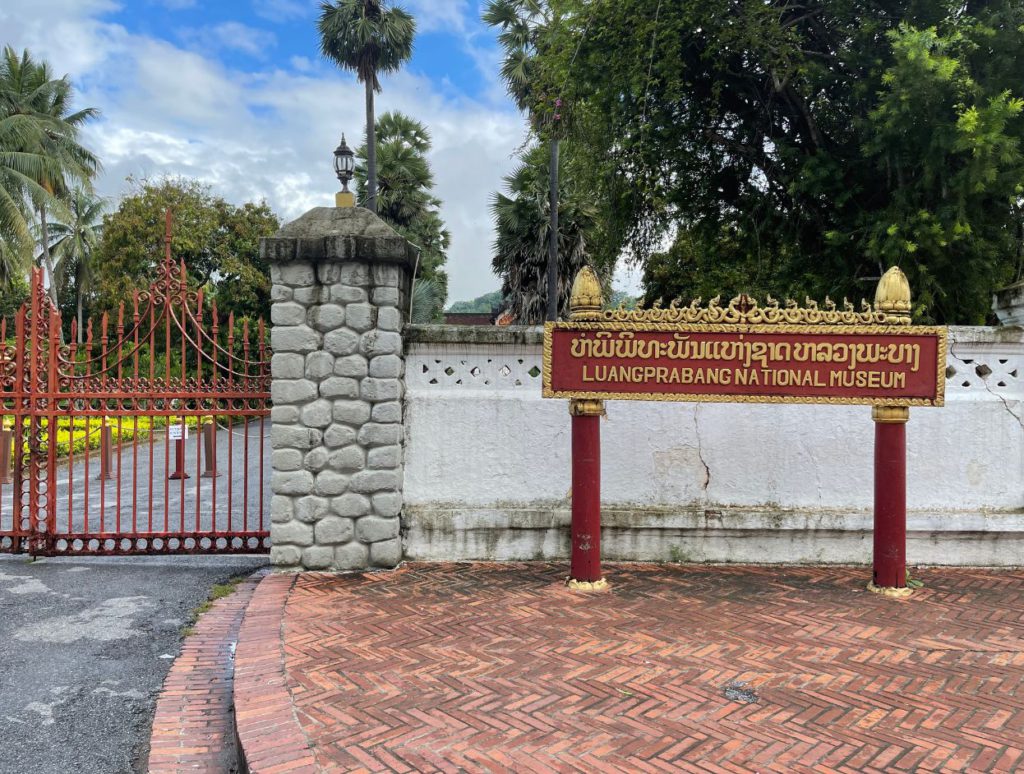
[484,0,563,321]
[491,145,595,323]
[46,187,104,340]
[318,1,415,215]
[353,110,450,309]
[354,112,433,226]
[482,0,547,108]
[409,276,443,323]
[0,47,100,305]
[374,110,430,153]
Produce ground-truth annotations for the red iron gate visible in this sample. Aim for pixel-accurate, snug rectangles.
[0,217,271,556]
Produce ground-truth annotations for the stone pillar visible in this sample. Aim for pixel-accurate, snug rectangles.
[261,207,414,571]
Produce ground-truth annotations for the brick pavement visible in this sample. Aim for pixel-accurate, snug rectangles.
[147,571,263,773]
[234,564,1024,773]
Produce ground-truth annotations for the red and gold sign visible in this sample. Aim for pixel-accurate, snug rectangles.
[543,294,946,407]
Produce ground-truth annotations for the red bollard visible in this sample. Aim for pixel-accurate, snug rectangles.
[201,420,221,478]
[0,426,11,484]
[568,398,606,590]
[871,405,909,594]
[97,422,115,481]
[169,421,190,480]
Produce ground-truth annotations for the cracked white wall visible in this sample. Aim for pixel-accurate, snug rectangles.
[402,326,1024,564]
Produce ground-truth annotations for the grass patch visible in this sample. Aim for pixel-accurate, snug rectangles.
[180,575,247,637]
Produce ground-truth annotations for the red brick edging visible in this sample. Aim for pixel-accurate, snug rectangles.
[232,573,319,773]
[147,572,263,773]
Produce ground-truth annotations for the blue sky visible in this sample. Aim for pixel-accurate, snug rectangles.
[0,0,643,302]
[109,1,500,104]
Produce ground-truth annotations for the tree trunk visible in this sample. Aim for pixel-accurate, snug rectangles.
[546,138,560,322]
[38,202,58,307]
[366,80,377,214]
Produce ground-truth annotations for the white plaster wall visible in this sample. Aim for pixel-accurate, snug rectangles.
[402,326,1024,564]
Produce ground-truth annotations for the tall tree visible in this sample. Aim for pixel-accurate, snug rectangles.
[0,46,99,305]
[91,178,280,321]
[354,111,450,312]
[484,0,565,321]
[46,186,104,340]
[537,0,1024,323]
[491,145,595,323]
[318,0,416,215]
[0,112,47,277]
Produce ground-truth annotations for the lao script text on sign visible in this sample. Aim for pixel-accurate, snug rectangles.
[544,324,946,406]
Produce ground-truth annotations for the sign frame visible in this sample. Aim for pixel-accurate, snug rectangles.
[543,320,947,407]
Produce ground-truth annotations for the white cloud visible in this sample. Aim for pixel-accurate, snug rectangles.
[404,0,469,34]
[252,0,311,22]
[179,22,277,59]
[2,0,523,301]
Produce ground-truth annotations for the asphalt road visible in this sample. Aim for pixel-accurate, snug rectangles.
[0,554,268,774]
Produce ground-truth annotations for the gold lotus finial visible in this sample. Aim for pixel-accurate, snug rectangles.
[569,265,603,320]
[875,266,912,323]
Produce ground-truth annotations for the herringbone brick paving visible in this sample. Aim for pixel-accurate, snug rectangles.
[148,572,263,773]
[262,564,1024,773]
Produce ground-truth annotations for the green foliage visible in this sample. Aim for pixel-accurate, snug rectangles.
[447,289,504,313]
[317,0,416,91]
[607,289,638,310]
[47,186,104,337]
[485,0,598,323]
[536,0,1024,323]
[91,177,280,321]
[0,272,28,321]
[410,277,444,323]
[319,1,417,213]
[0,46,99,296]
[491,144,598,322]
[354,111,450,309]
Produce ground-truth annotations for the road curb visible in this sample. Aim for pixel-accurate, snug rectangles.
[147,569,265,773]
[232,572,319,773]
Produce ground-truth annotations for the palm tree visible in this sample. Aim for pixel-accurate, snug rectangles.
[0,47,100,305]
[409,276,443,323]
[354,110,450,309]
[318,1,415,215]
[483,0,563,321]
[354,111,433,226]
[491,145,595,323]
[0,111,57,275]
[46,187,104,340]
[482,0,547,107]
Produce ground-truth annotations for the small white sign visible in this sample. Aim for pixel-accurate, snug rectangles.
[168,424,189,441]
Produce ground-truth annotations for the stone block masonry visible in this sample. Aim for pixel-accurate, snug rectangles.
[263,206,415,571]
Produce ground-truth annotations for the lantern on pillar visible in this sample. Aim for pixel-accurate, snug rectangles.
[334,134,355,208]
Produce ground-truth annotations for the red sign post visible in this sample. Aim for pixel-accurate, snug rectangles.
[545,267,946,596]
